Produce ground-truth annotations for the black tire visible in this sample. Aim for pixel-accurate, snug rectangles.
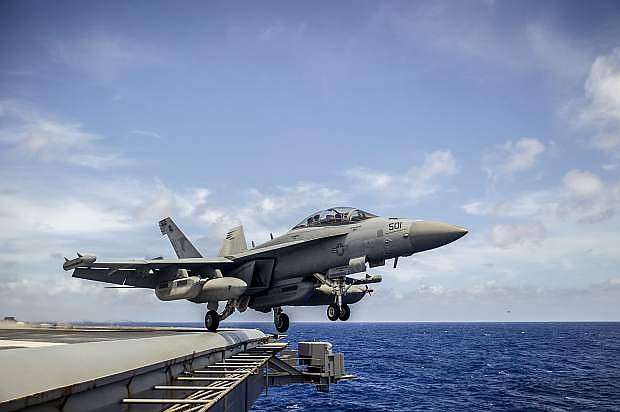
[339,304,351,321]
[205,310,220,332]
[275,313,290,333]
[327,304,340,321]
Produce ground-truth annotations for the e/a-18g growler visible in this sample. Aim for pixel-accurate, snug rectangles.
[63,207,467,332]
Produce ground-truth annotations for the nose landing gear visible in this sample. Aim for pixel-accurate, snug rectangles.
[326,303,350,321]
[338,303,351,321]
[327,303,340,321]
[315,272,357,322]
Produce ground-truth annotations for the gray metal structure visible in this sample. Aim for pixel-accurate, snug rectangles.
[63,207,467,332]
[0,326,350,412]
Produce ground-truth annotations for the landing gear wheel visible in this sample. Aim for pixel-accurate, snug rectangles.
[275,313,289,333]
[205,310,220,332]
[339,304,351,321]
[327,304,340,321]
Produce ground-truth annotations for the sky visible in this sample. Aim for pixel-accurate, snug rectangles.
[1,0,619,323]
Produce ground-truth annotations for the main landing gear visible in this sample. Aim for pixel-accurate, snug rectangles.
[205,310,220,332]
[327,303,350,321]
[204,300,237,332]
[273,306,290,333]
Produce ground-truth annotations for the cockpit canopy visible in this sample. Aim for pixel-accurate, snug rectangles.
[292,207,378,230]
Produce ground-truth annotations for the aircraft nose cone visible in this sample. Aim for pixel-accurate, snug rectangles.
[409,221,468,253]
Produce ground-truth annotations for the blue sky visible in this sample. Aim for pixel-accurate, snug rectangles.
[1,0,619,322]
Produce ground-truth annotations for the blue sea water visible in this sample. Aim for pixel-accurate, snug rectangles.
[223,322,620,412]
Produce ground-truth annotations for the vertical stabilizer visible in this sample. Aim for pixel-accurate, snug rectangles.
[218,226,248,256]
[158,217,203,258]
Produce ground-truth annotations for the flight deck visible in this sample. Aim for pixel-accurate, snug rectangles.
[0,323,350,412]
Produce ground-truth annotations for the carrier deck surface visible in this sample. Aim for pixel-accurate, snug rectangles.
[0,325,283,412]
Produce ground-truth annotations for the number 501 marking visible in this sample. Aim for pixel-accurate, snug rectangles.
[388,222,402,231]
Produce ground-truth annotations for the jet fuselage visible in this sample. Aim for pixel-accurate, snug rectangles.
[259,217,467,282]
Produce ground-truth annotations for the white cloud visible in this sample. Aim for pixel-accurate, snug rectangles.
[0,173,350,271]
[464,169,619,225]
[563,170,604,197]
[462,201,491,216]
[130,129,161,139]
[345,167,394,189]
[485,137,545,176]
[373,3,593,79]
[346,150,458,201]
[416,150,459,180]
[575,48,620,153]
[0,101,128,170]
[347,278,620,321]
[525,24,592,80]
[0,274,200,322]
[132,185,209,222]
[373,2,521,68]
[490,222,546,248]
[4,268,619,322]
[592,133,620,151]
[48,34,161,80]
[580,48,620,125]
[1,169,619,322]
[201,182,347,244]
[0,191,132,236]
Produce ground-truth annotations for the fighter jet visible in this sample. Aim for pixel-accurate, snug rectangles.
[63,207,467,332]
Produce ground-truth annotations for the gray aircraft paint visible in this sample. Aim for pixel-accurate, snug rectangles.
[64,207,467,325]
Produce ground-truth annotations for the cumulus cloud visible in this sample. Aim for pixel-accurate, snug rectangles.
[575,48,620,153]
[490,222,546,247]
[345,168,394,189]
[193,182,347,245]
[0,274,199,322]
[0,191,132,236]
[484,137,545,176]
[0,176,351,321]
[1,169,618,322]
[353,279,620,322]
[0,101,128,169]
[0,177,223,272]
[346,150,458,201]
[464,169,619,225]
[557,171,619,222]
[0,174,348,267]
[4,271,619,322]
[580,49,620,126]
[563,170,604,196]
[592,133,620,151]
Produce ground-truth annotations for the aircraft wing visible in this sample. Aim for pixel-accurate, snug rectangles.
[64,256,234,288]
[65,231,346,287]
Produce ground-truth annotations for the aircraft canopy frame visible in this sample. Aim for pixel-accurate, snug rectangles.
[292,207,377,229]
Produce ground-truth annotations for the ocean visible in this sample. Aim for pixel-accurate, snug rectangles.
[221,322,620,412]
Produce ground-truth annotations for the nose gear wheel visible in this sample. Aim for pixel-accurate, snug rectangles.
[327,303,340,321]
[338,304,351,321]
